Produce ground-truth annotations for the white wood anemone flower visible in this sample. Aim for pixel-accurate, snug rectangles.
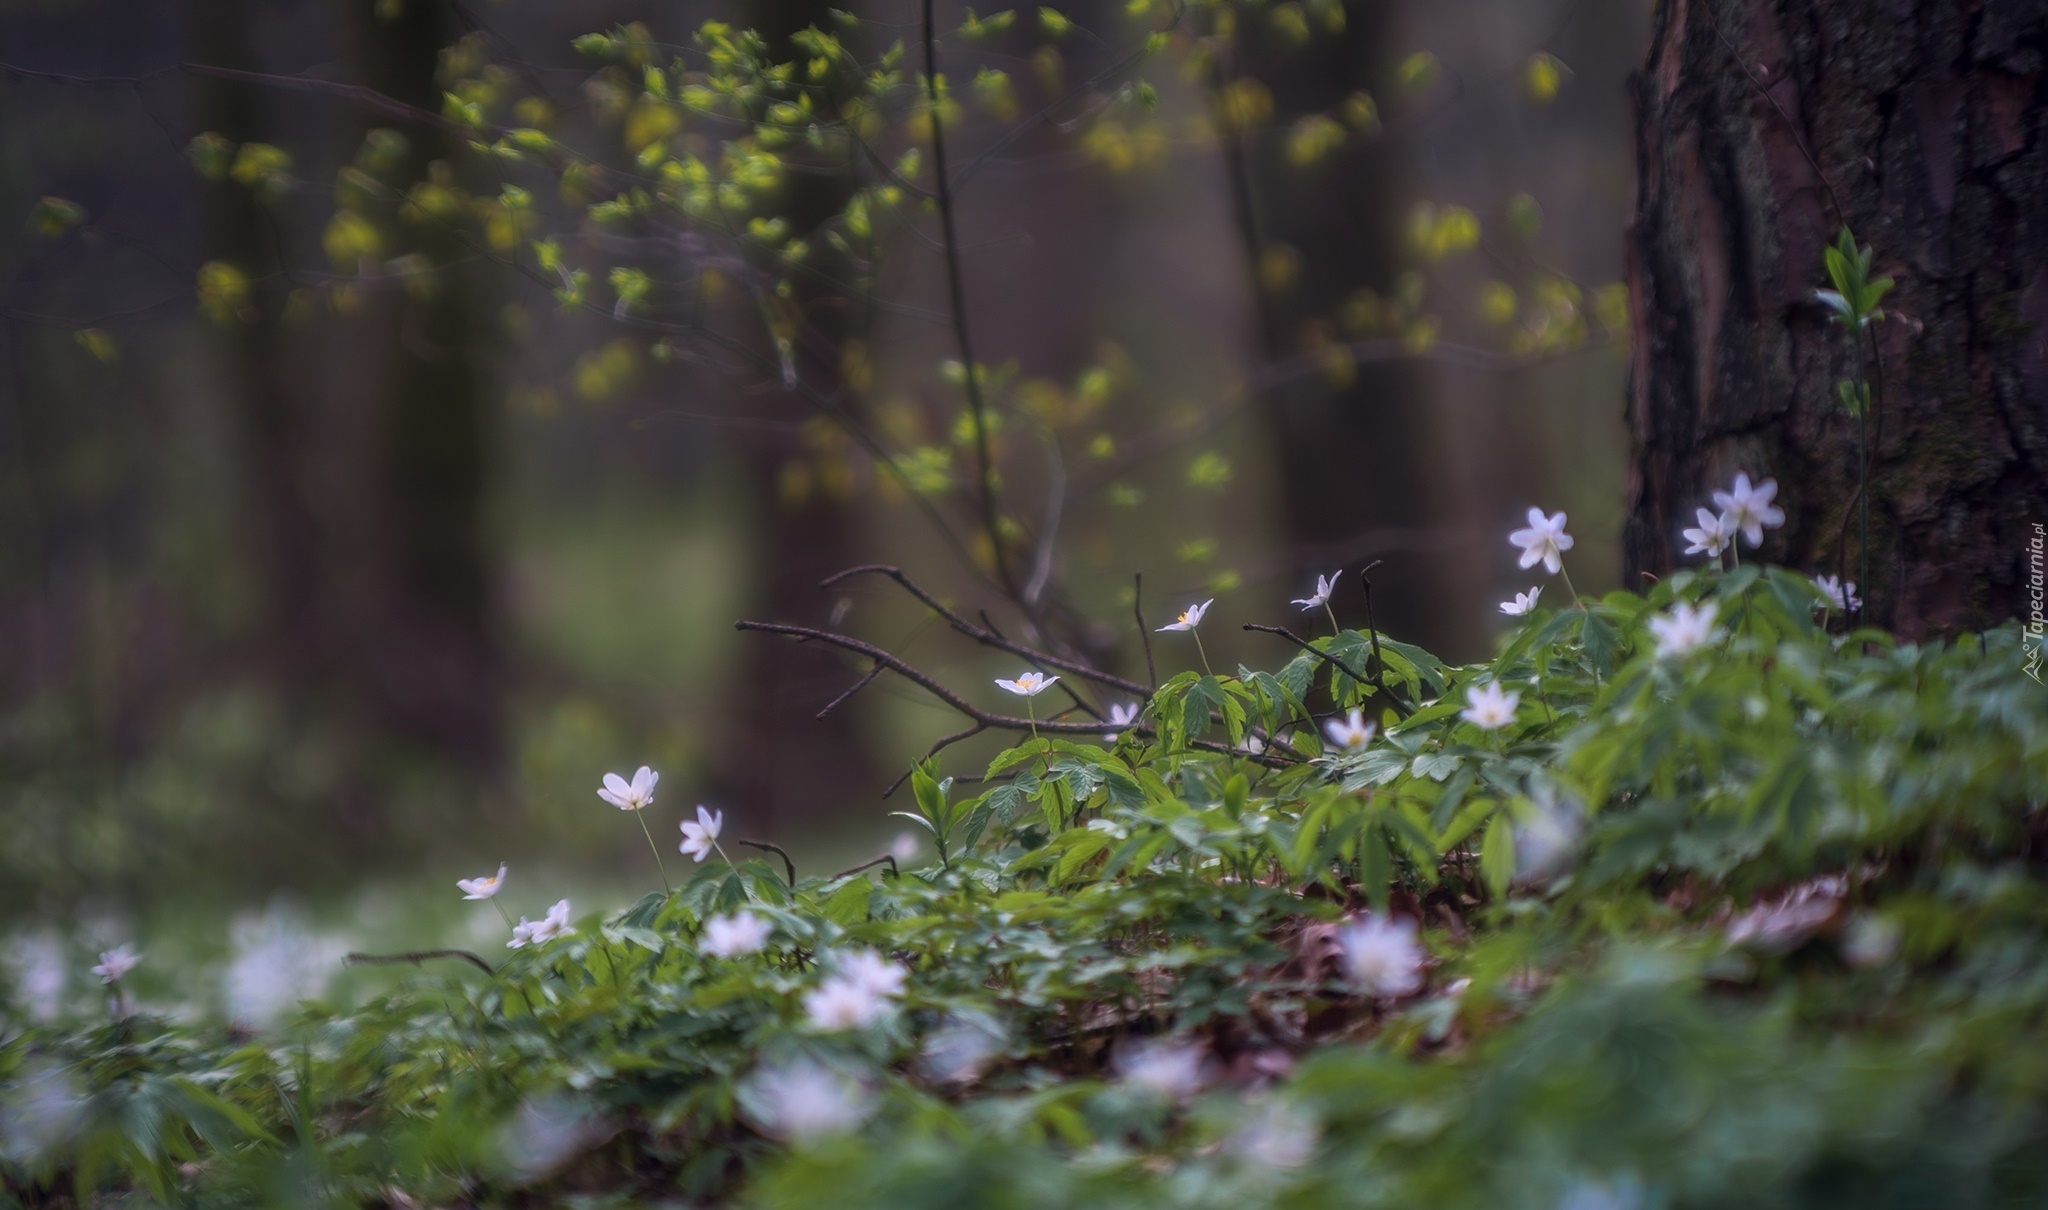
[457,863,508,900]
[702,911,773,958]
[1291,572,1341,610]
[1682,507,1734,559]
[1460,681,1521,731]
[598,766,659,811]
[679,805,725,863]
[1499,587,1543,616]
[1339,914,1426,998]
[91,944,140,985]
[1323,707,1376,751]
[994,671,1061,696]
[1156,598,1214,632]
[1712,473,1785,548]
[1104,701,1140,743]
[509,899,576,949]
[1507,508,1574,576]
[1648,600,1721,660]
[1815,575,1862,613]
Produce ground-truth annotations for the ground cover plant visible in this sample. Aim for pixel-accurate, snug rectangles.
[5,481,2046,1207]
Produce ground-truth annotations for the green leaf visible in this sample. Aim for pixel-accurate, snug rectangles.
[1480,811,1516,897]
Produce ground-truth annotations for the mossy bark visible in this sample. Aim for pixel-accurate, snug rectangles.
[1624,0,2048,636]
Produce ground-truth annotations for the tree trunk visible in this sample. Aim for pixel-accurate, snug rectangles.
[1624,0,2048,636]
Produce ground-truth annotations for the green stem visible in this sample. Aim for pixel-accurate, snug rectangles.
[1191,629,1215,677]
[711,842,756,901]
[1323,601,1341,638]
[1559,565,1585,610]
[635,810,672,894]
[492,899,516,933]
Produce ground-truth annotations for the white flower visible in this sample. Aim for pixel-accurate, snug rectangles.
[889,831,921,864]
[836,949,907,997]
[1681,507,1733,559]
[597,766,659,811]
[457,863,508,900]
[1156,598,1214,632]
[225,908,346,1031]
[7,932,66,1022]
[1104,701,1140,743]
[509,899,576,949]
[1227,1099,1320,1169]
[1291,571,1341,610]
[1814,574,1861,612]
[90,944,140,985]
[1322,707,1375,751]
[701,910,773,958]
[1726,876,1845,953]
[742,1059,872,1142]
[1711,473,1784,547]
[1839,913,1901,969]
[804,978,892,1030]
[920,1017,1005,1084]
[1499,586,1543,616]
[1115,1038,1207,1101]
[1339,915,1426,998]
[1508,508,1574,575]
[1460,681,1520,730]
[1241,734,1266,756]
[1647,600,1720,660]
[679,805,724,862]
[995,670,1060,696]
[804,950,905,1030]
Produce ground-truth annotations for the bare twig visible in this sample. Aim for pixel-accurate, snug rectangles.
[830,854,901,881]
[816,665,883,719]
[821,565,1152,697]
[346,949,495,975]
[737,839,797,885]
[1242,622,1412,719]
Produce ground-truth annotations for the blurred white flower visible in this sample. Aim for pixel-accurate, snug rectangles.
[920,1016,1006,1084]
[1104,701,1140,743]
[701,911,772,958]
[838,949,907,997]
[1556,1175,1646,1210]
[1815,574,1861,613]
[1115,1037,1207,1101]
[225,907,346,1030]
[0,1063,84,1166]
[597,766,659,812]
[1460,682,1520,731]
[889,831,922,864]
[1513,792,1585,885]
[7,932,66,1021]
[1227,1098,1320,1170]
[1323,707,1375,751]
[1712,473,1784,547]
[679,805,725,862]
[1156,598,1214,632]
[509,899,576,949]
[495,1093,611,1184]
[1499,586,1543,616]
[1681,507,1733,559]
[742,1059,872,1142]
[1508,508,1574,575]
[1339,914,1426,997]
[1726,875,1846,953]
[1241,734,1266,756]
[1648,600,1720,659]
[91,944,140,985]
[995,671,1060,696]
[1840,913,1902,969]
[457,863,508,900]
[803,978,892,1030]
[1291,571,1341,610]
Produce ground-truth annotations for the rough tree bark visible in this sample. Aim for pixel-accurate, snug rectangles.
[1625,0,2048,636]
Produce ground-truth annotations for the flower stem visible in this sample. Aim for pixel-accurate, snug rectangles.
[1027,696,1040,746]
[635,810,672,894]
[1192,630,1215,677]
[1323,602,1342,638]
[493,899,516,933]
[1559,565,1585,610]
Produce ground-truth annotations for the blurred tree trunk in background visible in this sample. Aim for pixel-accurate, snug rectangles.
[717,0,883,826]
[1624,0,2048,636]
[1225,3,1466,654]
[339,0,502,769]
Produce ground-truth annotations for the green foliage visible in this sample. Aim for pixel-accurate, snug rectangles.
[7,567,2044,1206]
